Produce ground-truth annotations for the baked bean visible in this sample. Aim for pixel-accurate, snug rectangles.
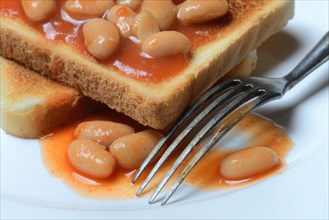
[74,120,135,146]
[68,139,116,178]
[82,18,120,59]
[21,0,57,22]
[116,0,142,10]
[109,130,162,169]
[133,11,160,42]
[106,5,137,38]
[177,0,228,24]
[141,0,176,30]
[220,147,279,180]
[142,31,191,58]
[64,0,115,20]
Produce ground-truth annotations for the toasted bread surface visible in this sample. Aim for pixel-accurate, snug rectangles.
[0,51,257,138]
[0,0,294,129]
[0,57,100,138]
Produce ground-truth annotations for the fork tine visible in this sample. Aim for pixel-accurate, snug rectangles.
[132,79,241,183]
[136,82,253,196]
[132,79,240,184]
[146,83,255,203]
[160,89,264,205]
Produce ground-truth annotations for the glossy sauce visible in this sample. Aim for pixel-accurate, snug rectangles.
[0,0,255,82]
[40,111,292,199]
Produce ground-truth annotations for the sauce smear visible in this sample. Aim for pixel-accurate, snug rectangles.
[40,111,292,199]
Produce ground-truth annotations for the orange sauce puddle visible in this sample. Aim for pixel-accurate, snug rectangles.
[40,110,292,199]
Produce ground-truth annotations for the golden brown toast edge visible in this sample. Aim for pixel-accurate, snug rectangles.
[0,57,101,138]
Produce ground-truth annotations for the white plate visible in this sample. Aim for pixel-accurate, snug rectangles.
[1,1,328,219]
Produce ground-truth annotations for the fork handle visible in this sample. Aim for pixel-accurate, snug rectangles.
[283,31,329,93]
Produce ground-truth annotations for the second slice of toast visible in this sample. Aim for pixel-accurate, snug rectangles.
[0,57,101,138]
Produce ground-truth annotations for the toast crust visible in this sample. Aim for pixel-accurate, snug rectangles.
[0,57,100,138]
[0,0,294,129]
[0,50,256,138]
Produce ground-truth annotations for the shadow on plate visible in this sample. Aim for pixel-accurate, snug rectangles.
[253,31,301,77]
[253,31,328,130]
[256,74,329,130]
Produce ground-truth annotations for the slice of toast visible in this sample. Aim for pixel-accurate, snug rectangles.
[0,50,257,138]
[0,0,294,129]
[0,57,101,138]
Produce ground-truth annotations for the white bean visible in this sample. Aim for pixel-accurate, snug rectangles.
[142,31,191,58]
[106,5,136,38]
[177,0,228,24]
[68,139,116,178]
[74,120,135,146]
[21,0,57,22]
[116,0,142,10]
[220,147,279,180]
[133,11,160,42]
[141,0,176,30]
[63,0,115,20]
[82,18,120,59]
[109,130,162,169]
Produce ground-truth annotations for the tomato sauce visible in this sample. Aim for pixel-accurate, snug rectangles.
[40,111,292,199]
[1,0,216,82]
[0,0,252,82]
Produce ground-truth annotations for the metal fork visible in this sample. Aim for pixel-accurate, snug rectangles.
[132,32,329,205]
